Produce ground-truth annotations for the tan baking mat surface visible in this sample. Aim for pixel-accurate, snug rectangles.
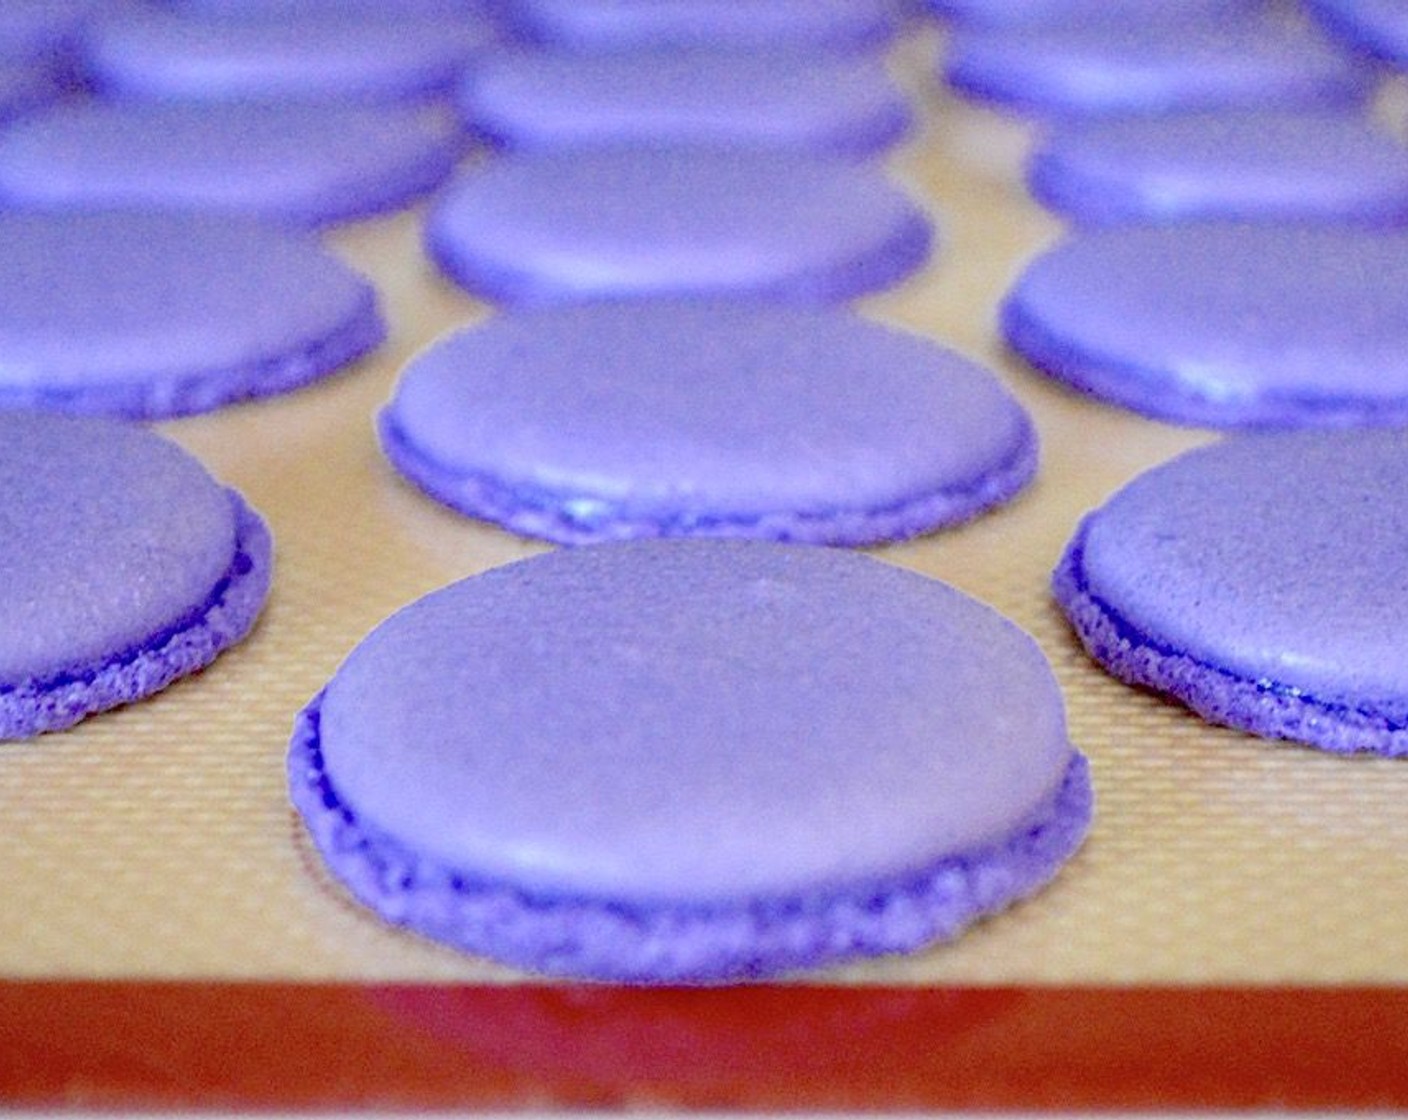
[6,30,1408,986]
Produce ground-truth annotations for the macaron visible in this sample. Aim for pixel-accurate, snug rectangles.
[0,101,461,226]
[943,14,1371,118]
[457,47,912,156]
[290,539,1092,982]
[497,0,901,54]
[1000,222,1408,427]
[379,301,1036,545]
[82,8,496,105]
[0,411,272,739]
[0,209,384,419]
[1026,107,1408,227]
[425,149,933,304]
[1054,428,1408,755]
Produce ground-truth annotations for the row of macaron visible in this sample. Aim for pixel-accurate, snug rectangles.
[293,421,1408,985]
[8,0,1402,108]
[0,69,920,228]
[6,1,1408,238]
[2,0,919,112]
[940,2,1408,237]
[14,173,1408,437]
[3,3,1407,224]
[0,0,926,229]
[5,0,1391,133]
[10,410,1405,982]
[0,404,1091,983]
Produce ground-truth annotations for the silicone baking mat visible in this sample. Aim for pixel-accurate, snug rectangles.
[5,26,1408,1111]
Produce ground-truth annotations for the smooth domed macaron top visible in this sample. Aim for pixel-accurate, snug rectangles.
[1003,222,1408,407]
[0,100,460,224]
[0,412,237,684]
[382,301,1032,519]
[82,7,496,104]
[498,0,900,53]
[944,13,1372,117]
[458,47,912,155]
[1027,107,1408,226]
[0,209,378,392]
[318,540,1075,906]
[425,148,933,303]
[1074,428,1408,705]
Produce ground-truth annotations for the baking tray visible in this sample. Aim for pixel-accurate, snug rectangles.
[4,27,1408,1111]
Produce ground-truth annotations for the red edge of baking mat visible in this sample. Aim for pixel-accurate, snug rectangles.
[4,982,1408,1111]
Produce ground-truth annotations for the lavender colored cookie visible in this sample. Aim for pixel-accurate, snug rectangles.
[1027,108,1408,227]
[1309,0,1408,69]
[1001,222,1408,428]
[1055,429,1408,755]
[83,8,495,105]
[379,302,1036,545]
[425,149,932,304]
[498,0,900,53]
[0,412,271,739]
[0,101,461,226]
[0,210,383,419]
[943,14,1371,118]
[457,48,912,156]
[290,540,1091,982]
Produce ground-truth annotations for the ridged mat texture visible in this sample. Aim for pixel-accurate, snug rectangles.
[5,34,1408,987]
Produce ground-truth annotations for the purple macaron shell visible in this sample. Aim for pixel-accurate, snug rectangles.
[1027,108,1408,227]
[1309,0,1408,69]
[82,8,496,105]
[1001,222,1408,428]
[0,413,271,738]
[1053,429,1408,755]
[425,149,933,305]
[0,210,384,419]
[379,302,1035,544]
[943,13,1372,118]
[0,101,461,226]
[457,48,912,156]
[290,540,1090,982]
[497,0,901,53]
